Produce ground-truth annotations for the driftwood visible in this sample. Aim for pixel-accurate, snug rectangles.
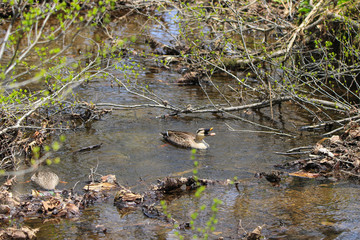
[75,143,103,153]
[96,96,292,114]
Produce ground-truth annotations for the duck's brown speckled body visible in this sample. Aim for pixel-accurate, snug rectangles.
[31,171,59,190]
[161,128,216,149]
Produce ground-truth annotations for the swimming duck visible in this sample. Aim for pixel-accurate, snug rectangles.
[31,171,60,190]
[161,128,216,149]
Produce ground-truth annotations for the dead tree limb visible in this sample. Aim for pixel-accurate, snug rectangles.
[95,96,292,114]
[285,0,325,60]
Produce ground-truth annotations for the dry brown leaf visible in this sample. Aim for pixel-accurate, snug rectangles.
[289,171,320,178]
[100,174,116,183]
[329,135,341,144]
[56,203,79,218]
[114,189,143,203]
[83,182,117,191]
[42,198,60,212]
[246,225,263,240]
[354,158,360,168]
[64,203,79,214]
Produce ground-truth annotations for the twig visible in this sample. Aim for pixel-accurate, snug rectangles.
[285,146,314,152]
[308,98,350,111]
[226,123,295,138]
[284,0,325,60]
[274,151,311,155]
[340,170,360,178]
[1,152,51,177]
[4,3,57,76]
[75,143,103,153]
[300,114,360,132]
[275,145,313,155]
[268,81,273,120]
[323,118,360,136]
[95,96,292,114]
[0,46,105,136]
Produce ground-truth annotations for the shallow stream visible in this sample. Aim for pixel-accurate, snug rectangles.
[8,8,360,240]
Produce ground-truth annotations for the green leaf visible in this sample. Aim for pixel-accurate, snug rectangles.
[52,141,60,151]
[298,7,311,13]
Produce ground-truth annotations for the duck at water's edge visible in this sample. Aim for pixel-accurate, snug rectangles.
[161,128,216,150]
[31,171,59,190]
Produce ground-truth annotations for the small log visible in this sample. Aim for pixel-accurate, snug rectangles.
[75,143,103,153]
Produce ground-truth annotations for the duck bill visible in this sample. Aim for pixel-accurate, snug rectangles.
[205,128,216,136]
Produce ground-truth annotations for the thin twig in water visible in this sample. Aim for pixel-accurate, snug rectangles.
[323,118,360,136]
[286,146,313,152]
[226,123,295,138]
[274,151,311,155]
[300,114,360,132]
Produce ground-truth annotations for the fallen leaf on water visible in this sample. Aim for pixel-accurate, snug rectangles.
[171,168,194,177]
[321,221,335,226]
[289,171,320,178]
[114,190,143,202]
[246,225,263,240]
[42,198,60,212]
[83,182,118,191]
[65,203,79,214]
[57,203,79,218]
[100,174,116,183]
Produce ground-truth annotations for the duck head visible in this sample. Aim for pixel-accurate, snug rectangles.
[196,127,216,140]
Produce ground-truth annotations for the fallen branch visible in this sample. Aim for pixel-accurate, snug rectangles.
[285,0,325,60]
[274,145,313,155]
[326,11,360,31]
[75,143,103,153]
[96,96,292,114]
[340,170,360,178]
[234,49,288,68]
[307,98,351,111]
[299,114,360,132]
[323,117,360,136]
